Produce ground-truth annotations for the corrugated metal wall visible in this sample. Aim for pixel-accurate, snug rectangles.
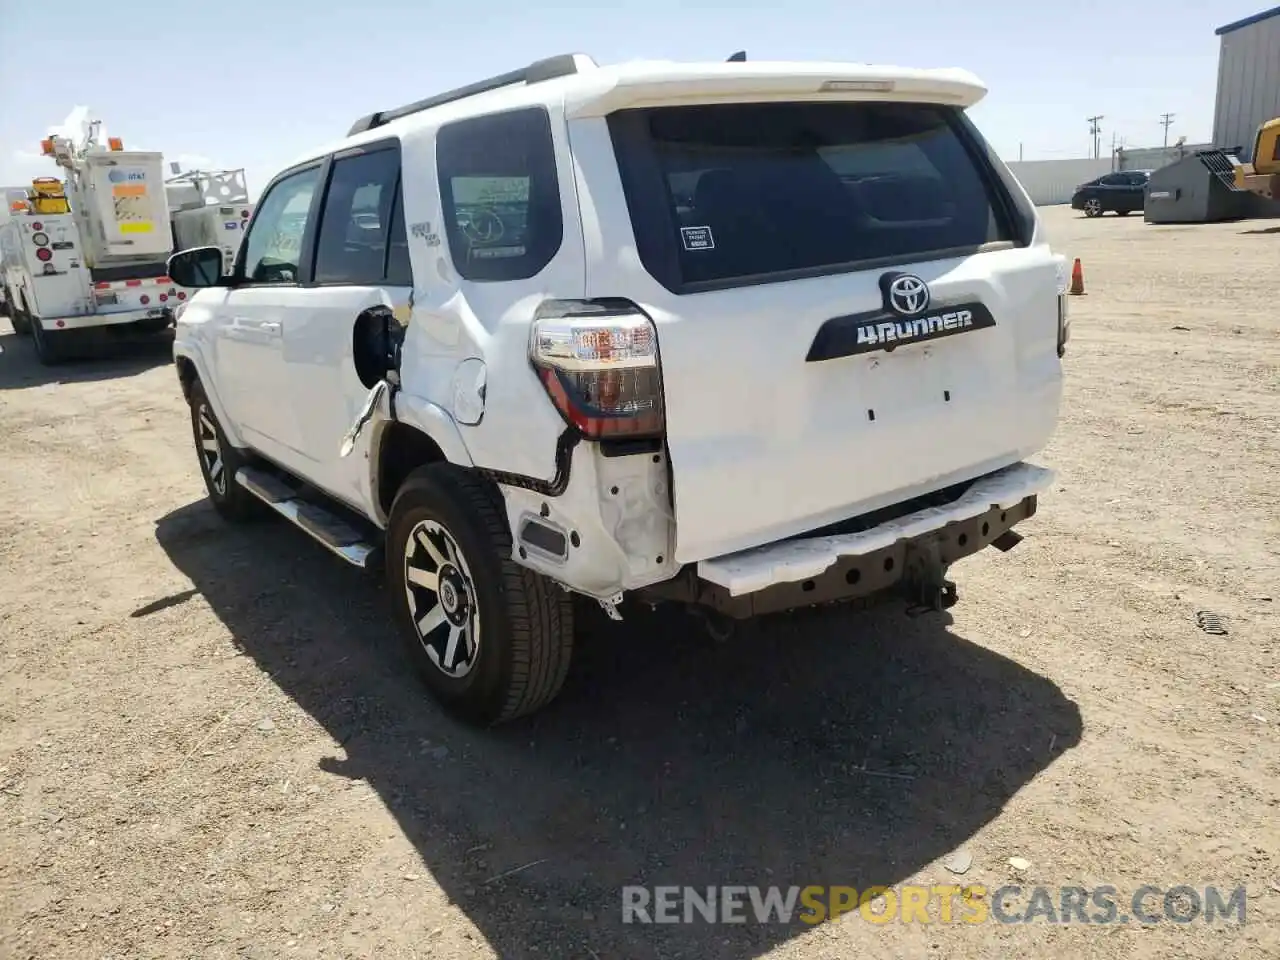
[1213,12,1280,158]
[1003,143,1216,206]
[1005,158,1112,206]
[1116,143,1214,171]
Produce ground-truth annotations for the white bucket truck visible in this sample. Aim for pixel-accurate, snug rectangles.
[165,167,254,276]
[0,119,187,364]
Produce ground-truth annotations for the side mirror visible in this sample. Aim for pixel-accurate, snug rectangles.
[167,246,226,289]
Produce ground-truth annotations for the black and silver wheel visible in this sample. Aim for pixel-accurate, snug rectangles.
[387,464,574,726]
[188,380,262,522]
[1083,197,1103,218]
[404,519,482,679]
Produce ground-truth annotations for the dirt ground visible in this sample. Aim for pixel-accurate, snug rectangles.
[0,205,1277,960]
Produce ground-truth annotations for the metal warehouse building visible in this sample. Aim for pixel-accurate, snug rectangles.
[1213,6,1280,158]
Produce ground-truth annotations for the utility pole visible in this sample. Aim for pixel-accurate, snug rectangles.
[1159,112,1176,148]
[1087,115,1104,159]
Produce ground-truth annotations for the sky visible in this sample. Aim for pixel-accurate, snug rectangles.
[0,0,1265,197]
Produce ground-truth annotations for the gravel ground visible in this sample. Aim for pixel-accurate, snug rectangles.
[0,205,1277,960]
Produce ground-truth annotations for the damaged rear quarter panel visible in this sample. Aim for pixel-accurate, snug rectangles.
[496,445,677,600]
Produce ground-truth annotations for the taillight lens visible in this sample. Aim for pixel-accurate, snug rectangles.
[529,300,665,439]
[140,294,150,305]
[35,247,52,262]
[1054,258,1070,358]
[1057,294,1070,357]
[32,232,49,246]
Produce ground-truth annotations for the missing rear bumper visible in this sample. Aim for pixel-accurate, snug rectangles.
[638,491,1039,619]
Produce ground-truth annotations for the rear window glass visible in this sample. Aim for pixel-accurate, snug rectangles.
[436,106,562,283]
[608,101,1018,292]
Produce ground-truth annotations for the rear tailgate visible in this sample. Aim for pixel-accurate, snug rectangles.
[572,81,1063,563]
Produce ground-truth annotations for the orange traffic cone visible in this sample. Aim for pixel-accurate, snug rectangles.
[1068,258,1085,296]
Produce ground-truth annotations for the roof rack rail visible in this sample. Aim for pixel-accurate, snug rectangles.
[347,53,594,136]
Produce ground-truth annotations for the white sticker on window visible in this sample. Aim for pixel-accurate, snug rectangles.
[680,225,715,251]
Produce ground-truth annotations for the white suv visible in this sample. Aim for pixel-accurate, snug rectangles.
[168,53,1069,725]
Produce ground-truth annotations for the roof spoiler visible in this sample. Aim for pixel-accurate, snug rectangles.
[347,53,595,136]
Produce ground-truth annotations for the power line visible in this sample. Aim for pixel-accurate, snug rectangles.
[1159,112,1176,148]
[1087,115,1104,160]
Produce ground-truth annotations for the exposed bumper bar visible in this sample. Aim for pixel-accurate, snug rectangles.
[697,461,1056,596]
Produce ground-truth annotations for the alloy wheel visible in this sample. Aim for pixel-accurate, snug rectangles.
[196,403,227,496]
[403,519,480,679]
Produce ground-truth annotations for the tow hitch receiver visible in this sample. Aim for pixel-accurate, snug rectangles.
[901,539,959,616]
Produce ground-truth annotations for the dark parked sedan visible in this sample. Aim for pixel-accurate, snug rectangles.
[1070,170,1151,217]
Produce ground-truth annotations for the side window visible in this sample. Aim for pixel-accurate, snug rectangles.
[313,147,404,285]
[436,107,563,282]
[1099,174,1126,186]
[240,166,321,284]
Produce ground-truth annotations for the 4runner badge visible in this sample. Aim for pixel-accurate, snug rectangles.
[804,272,999,363]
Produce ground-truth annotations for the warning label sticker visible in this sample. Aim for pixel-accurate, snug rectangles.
[680,226,715,251]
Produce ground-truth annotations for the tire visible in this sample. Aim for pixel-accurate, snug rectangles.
[30,316,67,365]
[188,380,262,522]
[386,464,575,726]
[9,301,30,336]
[1083,198,1103,218]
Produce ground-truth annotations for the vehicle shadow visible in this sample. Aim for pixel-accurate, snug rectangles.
[153,500,1083,960]
[0,326,173,390]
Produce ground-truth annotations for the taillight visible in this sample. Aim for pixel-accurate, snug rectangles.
[529,300,665,439]
[140,294,150,305]
[35,247,52,262]
[1057,295,1070,357]
[177,291,187,300]
[1054,258,1070,358]
[32,232,49,246]
[32,222,43,231]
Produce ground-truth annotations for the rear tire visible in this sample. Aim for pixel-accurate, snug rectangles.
[188,380,263,523]
[9,300,31,336]
[386,464,574,726]
[30,317,67,365]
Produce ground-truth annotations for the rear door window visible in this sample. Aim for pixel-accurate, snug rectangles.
[313,144,407,286]
[608,101,1021,293]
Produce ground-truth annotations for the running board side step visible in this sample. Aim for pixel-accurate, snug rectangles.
[235,466,379,569]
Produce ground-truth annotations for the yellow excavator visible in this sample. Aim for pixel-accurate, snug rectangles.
[1233,117,1280,200]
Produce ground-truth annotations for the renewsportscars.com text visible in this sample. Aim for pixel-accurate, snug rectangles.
[621,884,1248,926]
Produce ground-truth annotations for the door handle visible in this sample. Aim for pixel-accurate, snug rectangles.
[261,321,282,334]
